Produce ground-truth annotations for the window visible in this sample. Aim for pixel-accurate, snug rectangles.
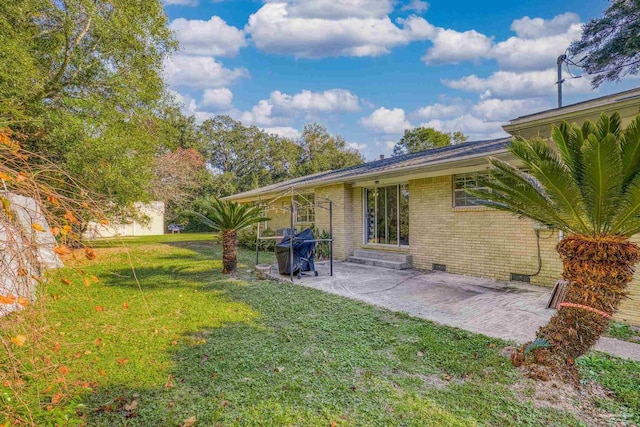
[294,194,315,223]
[364,184,409,246]
[453,172,489,207]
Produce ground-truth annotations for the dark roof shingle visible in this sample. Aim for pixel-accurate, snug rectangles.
[225,137,510,200]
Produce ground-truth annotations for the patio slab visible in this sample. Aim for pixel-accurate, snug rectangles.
[269,260,640,361]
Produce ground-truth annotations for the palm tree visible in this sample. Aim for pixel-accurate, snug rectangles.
[191,199,269,273]
[469,112,640,367]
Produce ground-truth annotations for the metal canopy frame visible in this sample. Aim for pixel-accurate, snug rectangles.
[255,186,334,282]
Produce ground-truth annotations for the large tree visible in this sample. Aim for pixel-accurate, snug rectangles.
[295,123,364,176]
[0,0,176,215]
[469,113,640,379]
[199,116,300,197]
[392,127,467,156]
[569,0,640,88]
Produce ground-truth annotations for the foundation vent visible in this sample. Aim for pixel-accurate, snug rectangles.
[433,263,447,272]
[510,273,531,283]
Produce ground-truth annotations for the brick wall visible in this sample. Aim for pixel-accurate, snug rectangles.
[314,184,354,260]
[248,175,640,325]
[404,174,639,326]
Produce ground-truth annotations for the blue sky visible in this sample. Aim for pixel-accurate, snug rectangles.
[162,0,639,159]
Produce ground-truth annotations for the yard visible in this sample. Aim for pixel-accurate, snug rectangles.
[1,234,639,426]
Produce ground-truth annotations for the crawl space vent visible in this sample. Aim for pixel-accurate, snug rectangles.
[433,263,447,272]
[510,273,531,283]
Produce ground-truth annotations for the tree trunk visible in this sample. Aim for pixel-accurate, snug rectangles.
[221,230,238,274]
[537,234,639,361]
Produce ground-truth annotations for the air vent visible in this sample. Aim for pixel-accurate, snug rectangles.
[510,273,531,283]
[433,263,447,272]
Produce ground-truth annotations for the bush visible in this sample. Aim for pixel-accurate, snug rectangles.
[238,226,276,252]
[310,225,332,260]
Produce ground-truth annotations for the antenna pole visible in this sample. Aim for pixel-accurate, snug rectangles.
[557,54,566,108]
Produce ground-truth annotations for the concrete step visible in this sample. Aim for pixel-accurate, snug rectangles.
[352,249,412,264]
[346,256,412,270]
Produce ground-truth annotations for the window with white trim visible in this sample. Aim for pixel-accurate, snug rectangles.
[453,172,489,207]
[294,194,315,223]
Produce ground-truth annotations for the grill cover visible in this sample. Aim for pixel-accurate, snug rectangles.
[275,228,316,275]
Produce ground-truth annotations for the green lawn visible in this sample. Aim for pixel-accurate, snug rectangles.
[1,234,638,426]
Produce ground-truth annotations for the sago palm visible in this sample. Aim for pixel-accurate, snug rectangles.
[469,112,640,365]
[192,199,269,273]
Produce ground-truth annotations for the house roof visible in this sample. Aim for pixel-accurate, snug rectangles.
[506,87,640,126]
[223,137,511,201]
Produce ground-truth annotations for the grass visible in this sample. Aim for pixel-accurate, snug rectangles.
[1,233,638,426]
[606,321,640,343]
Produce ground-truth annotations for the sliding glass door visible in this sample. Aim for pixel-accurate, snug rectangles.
[364,184,409,246]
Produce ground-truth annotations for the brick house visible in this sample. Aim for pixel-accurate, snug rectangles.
[224,88,640,326]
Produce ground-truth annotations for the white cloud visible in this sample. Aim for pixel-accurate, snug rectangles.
[360,107,412,134]
[418,12,583,70]
[490,23,582,70]
[201,88,233,110]
[239,100,280,126]
[401,0,429,13]
[245,3,434,58]
[442,68,592,99]
[422,28,493,64]
[163,0,198,6]
[471,98,550,122]
[347,142,367,151]
[261,126,301,140]
[510,12,580,39]
[416,102,467,119]
[170,90,198,116]
[283,0,394,19]
[170,16,247,57]
[164,55,248,90]
[421,115,507,140]
[270,89,360,112]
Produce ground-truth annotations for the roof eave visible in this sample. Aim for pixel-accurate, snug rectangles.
[223,146,510,202]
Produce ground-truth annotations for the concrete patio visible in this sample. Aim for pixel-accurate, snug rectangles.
[269,260,640,361]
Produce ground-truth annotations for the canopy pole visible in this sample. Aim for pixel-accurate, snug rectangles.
[290,186,294,283]
[329,200,333,277]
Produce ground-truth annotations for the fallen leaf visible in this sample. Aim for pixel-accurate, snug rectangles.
[58,366,69,376]
[54,246,71,256]
[31,223,45,232]
[50,227,60,236]
[17,268,28,276]
[64,211,78,224]
[84,248,96,260]
[17,297,28,307]
[51,393,63,405]
[95,306,104,312]
[171,340,178,346]
[416,350,424,357]
[221,400,228,407]
[331,422,338,427]
[122,302,129,310]
[47,195,60,207]
[91,275,100,283]
[182,415,197,427]
[165,374,174,389]
[275,367,284,373]
[83,277,92,287]
[116,358,129,365]
[61,277,71,285]
[11,335,26,347]
[94,338,102,346]
[0,295,16,304]
[53,342,61,352]
[124,399,138,411]
[99,218,109,225]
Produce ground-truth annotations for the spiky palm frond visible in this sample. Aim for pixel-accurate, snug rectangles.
[469,113,640,237]
[190,198,269,233]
